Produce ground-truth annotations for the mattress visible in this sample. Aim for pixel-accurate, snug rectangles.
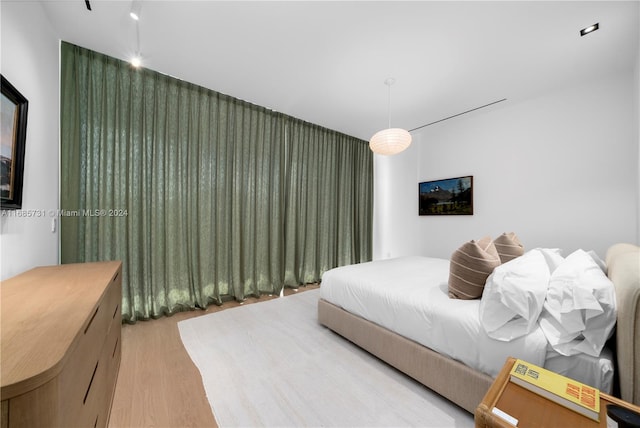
[320,256,614,392]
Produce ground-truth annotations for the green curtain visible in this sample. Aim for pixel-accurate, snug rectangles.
[60,42,372,322]
[283,119,372,285]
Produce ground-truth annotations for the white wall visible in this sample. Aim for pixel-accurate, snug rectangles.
[636,48,640,245]
[373,69,638,261]
[0,2,59,279]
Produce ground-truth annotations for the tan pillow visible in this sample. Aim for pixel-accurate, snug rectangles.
[494,232,524,263]
[448,236,501,299]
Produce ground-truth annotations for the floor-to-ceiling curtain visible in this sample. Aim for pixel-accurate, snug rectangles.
[283,118,372,286]
[60,42,371,322]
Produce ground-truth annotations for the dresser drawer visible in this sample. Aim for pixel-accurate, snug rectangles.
[5,378,59,427]
[102,314,122,427]
[83,308,122,428]
[59,309,111,424]
[101,271,122,338]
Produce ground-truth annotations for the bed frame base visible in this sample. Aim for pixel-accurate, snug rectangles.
[318,298,493,414]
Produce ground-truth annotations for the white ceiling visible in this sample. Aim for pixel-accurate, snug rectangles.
[39,0,639,141]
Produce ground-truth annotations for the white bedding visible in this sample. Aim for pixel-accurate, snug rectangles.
[320,256,614,392]
[320,256,549,378]
[545,347,614,393]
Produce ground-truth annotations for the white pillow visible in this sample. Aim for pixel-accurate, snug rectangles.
[537,247,565,273]
[538,249,617,357]
[479,249,558,341]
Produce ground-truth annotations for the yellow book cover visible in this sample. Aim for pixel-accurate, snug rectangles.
[509,358,600,421]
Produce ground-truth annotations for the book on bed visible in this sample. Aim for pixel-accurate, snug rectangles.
[509,358,600,422]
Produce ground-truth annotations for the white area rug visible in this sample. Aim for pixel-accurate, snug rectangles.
[178,289,473,427]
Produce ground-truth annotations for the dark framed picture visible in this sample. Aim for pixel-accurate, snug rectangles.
[419,175,473,216]
[1,75,29,210]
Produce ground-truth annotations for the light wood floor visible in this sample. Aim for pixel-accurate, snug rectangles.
[108,285,319,428]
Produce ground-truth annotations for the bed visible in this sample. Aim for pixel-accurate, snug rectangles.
[317,242,640,414]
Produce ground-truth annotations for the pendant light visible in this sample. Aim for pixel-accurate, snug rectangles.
[369,78,412,156]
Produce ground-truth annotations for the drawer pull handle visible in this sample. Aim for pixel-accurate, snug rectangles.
[84,361,99,405]
[112,338,119,358]
[112,271,119,282]
[113,304,119,319]
[94,415,99,428]
[85,306,99,334]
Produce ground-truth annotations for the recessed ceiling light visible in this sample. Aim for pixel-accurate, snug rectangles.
[580,23,599,37]
[131,56,142,68]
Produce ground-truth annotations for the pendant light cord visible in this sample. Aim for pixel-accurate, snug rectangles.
[387,81,391,128]
[384,77,395,129]
[136,20,141,55]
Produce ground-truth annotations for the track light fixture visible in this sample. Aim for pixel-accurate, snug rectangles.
[129,0,143,67]
[130,0,142,21]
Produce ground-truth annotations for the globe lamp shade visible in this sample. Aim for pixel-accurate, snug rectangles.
[369,128,412,155]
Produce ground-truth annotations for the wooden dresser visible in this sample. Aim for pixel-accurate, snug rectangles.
[1,261,122,428]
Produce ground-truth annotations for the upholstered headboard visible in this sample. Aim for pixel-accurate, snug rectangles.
[606,243,640,406]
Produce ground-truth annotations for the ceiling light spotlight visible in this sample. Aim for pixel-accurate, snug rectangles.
[131,55,142,68]
[580,23,599,37]
[130,0,142,21]
[369,78,412,156]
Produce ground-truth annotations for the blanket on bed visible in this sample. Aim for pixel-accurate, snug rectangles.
[320,252,615,392]
[321,256,549,378]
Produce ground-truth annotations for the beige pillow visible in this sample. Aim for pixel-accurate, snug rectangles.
[448,236,501,299]
[494,232,524,263]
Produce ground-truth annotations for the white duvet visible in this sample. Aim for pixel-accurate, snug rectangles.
[479,248,563,341]
[320,256,549,378]
[538,249,617,357]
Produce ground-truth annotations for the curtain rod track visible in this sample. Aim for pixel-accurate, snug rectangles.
[409,98,507,132]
